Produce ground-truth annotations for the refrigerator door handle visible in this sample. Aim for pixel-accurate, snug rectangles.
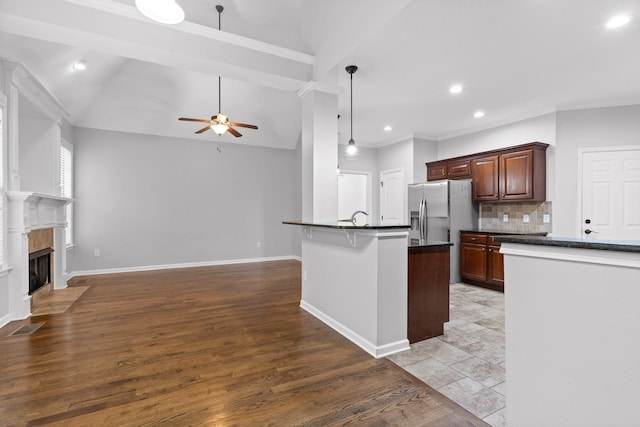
[423,197,428,240]
[418,197,424,238]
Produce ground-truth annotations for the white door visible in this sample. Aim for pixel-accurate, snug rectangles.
[338,171,370,220]
[581,147,640,240]
[380,169,405,224]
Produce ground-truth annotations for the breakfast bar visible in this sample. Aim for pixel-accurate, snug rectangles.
[284,221,411,358]
[496,235,640,427]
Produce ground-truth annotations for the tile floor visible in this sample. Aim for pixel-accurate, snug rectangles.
[387,283,507,426]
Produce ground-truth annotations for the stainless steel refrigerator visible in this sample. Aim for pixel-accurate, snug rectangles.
[408,180,478,283]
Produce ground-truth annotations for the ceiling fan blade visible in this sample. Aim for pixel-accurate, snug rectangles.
[227,127,242,137]
[229,122,258,129]
[195,125,212,134]
[179,117,211,123]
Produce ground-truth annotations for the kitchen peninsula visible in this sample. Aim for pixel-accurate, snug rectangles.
[284,221,412,358]
[497,235,640,427]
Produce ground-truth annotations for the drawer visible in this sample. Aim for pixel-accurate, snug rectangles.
[461,233,488,244]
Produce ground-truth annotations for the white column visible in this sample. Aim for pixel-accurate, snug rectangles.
[7,229,30,319]
[299,85,338,222]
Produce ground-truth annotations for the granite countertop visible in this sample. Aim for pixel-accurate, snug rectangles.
[283,220,410,230]
[460,229,548,236]
[494,235,640,253]
[408,239,453,248]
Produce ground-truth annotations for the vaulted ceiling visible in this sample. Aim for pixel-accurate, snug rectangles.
[1,0,639,150]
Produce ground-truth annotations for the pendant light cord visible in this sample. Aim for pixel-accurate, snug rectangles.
[217,5,223,114]
[350,72,353,141]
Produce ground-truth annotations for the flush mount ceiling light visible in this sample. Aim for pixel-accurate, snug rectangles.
[473,111,485,118]
[383,125,392,132]
[346,65,359,155]
[606,14,632,29]
[449,84,463,94]
[136,0,185,25]
[178,5,258,138]
[72,62,86,71]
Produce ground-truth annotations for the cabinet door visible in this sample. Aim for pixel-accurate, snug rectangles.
[500,149,533,200]
[427,163,448,181]
[471,155,499,202]
[460,242,487,282]
[448,160,472,179]
[487,244,504,287]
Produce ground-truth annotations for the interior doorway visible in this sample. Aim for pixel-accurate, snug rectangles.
[338,170,371,221]
[580,146,640,240]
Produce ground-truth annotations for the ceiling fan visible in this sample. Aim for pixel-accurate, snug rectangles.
[178,5,258,138]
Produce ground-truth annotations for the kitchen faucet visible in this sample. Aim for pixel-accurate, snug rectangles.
[350,210,368,225]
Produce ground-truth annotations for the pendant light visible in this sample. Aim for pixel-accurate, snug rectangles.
[345,65,358,155]
[136,0,185,24]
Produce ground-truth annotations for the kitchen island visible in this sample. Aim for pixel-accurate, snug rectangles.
[496,235,640,427]
[284,221,411,357]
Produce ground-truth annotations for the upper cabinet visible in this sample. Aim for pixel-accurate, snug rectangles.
[426,142,549,203]
[426,159,471,181]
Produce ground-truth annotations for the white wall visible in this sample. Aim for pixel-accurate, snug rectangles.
[554,105,640,236]
[412,137,438,183]
[71,127,300,273]
[19,116,58,195]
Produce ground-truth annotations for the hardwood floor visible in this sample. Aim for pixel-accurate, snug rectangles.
[0,260,487,426]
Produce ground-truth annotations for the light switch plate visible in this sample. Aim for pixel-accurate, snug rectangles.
[523,214,530,223]
[543,214,550,223]
[503,214,509,222]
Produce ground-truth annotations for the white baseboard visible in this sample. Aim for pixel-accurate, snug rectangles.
[300,300,409,358]
[0,313,12,329]
[68,255,300,279]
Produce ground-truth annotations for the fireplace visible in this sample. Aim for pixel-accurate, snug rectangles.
[29,248,54,295]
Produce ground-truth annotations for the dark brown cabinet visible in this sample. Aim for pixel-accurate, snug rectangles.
[460,232,504,291]
[470,155,499,201]
[471,145,547,202]
[426,159,471,181]
[408,244,451,343]
[426,143,548,203]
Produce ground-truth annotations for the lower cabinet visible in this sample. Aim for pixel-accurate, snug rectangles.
[460,232,504,291]
[408,244,451,343]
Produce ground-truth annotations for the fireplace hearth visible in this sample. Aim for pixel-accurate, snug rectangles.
[29,248,54,295]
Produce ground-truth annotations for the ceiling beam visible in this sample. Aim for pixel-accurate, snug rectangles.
[0,0,315,91]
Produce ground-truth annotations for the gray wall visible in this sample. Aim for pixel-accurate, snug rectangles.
[554,105,640,236]
[72,127,300,272]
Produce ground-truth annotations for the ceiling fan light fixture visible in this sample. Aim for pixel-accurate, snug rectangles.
[211,123,229,135]
[135,0,185,25]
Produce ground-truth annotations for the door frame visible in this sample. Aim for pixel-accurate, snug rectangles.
[338,169,373,219]
[577,145,640,237]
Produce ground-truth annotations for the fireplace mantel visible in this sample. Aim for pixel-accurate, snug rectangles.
[7,191,71,232]
[6,191,72,320]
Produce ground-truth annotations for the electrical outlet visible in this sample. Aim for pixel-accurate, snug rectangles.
[256,242,261,248]
[543,214,550,223]
[523,214,530,223]
[94,249,100,257]
[303,270,308,281]
[503,214,509,222]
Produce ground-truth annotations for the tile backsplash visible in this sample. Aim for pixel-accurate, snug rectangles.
[480,201,552,233]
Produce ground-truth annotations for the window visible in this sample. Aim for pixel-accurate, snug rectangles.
[60,140,73,245]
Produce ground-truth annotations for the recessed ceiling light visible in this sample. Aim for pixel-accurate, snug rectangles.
[473,111,485,118]
[606,14,632,29]
[383,125,392,132]
[449,84,463,94]
[72,62,86,71]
